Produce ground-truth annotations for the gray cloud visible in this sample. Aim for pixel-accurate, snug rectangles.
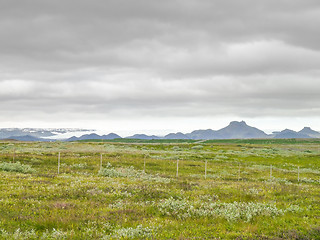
[1,0,320,131]
[1,0,320,71]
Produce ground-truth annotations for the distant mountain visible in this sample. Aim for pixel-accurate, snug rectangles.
[273,129,311,139]
[67,133,101,141]
[128,121,268,140]
[0,128,92,139]
[67,136,81,142]
[186,129,216,140]
[3,123,320,141]
[164,132,190,139]
[0,128,54,138]
[126,134,161,140]
[3,135,51,142]
[214,121,269,139]
[100,133,122,139]
[126,121,278,140]
[298,127,320,138]
[67,133,121,141]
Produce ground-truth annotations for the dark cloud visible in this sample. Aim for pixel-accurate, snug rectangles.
[1,0,320,71]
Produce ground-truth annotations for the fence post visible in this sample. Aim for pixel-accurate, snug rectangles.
[144,155,146,173]
[58,152,60,174]
[100,153,103,171]
[205,160,207,179]
[176,159,179,178]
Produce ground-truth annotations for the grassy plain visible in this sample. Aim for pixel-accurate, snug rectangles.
[0,139,319,239]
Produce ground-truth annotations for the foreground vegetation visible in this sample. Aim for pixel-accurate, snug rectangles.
[0,139,319,239]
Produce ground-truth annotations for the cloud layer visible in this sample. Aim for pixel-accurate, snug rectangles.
[1,0,320,132]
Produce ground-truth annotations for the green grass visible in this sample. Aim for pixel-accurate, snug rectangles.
[0,140,319,239]
[204,138,320,145]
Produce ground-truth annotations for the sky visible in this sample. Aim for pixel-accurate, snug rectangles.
[1,0,320,136]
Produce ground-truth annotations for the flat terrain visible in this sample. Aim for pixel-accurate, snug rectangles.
[0,139,319,239]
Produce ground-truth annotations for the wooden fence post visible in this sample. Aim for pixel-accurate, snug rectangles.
[176,159,179,178]
[58,152,60,174]
[204,160,207,179]
[100,153,103,171]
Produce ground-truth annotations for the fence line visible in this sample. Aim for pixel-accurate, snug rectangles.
[1,151,319,183]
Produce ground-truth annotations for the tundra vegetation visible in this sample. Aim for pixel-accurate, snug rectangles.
[0,139,319,239]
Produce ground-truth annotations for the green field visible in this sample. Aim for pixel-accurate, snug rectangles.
[0,139,319,239]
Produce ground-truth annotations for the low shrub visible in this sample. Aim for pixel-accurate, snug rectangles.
[158,197,285,222]
[0,161,35,174]
[103,225,154,239]
[98,162,170,183]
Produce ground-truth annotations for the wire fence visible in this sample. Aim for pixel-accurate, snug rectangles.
[1,151,320,185]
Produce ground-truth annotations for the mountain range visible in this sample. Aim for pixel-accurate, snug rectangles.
[1,121,320,141]
[0,128,91,139]
[67,133,122,141]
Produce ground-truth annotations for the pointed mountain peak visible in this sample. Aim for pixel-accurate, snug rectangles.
[299,127,317,133]
[215,121,268,139]
[282,129,294,132]
[299,127,320,137]
[229,120,247,126]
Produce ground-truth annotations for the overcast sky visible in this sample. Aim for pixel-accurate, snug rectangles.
[1,0,320,135]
